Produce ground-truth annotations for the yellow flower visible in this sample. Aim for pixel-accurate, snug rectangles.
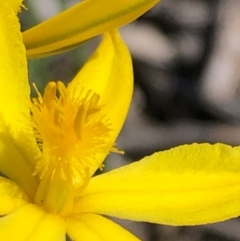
[2,1,240,241]
[22,0,160,58]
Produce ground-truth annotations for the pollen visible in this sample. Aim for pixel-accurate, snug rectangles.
[31,81,115,214]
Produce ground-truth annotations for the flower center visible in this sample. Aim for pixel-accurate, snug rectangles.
[31,81,114,215]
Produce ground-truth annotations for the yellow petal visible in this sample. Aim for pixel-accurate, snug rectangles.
[0,204,65,241]
[23,0,160,58]
[0,122,38,198]
[74,143,240,225]
[0,3,39,197]
[6,0,23,13]
[0,3,28,133]
[0,177,29,216]
[66,213,140,241]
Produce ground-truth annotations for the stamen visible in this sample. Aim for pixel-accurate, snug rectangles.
[32,83,43,103]
[111,147,125,154]
[57,81,67,102]
[21,4,28,11]
[31,81,116,215]
[74,105,88,140]
[42,82,57,109]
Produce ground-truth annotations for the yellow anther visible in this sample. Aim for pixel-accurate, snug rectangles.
[57,81,67,101]
[73,92,103,140]
[74,104,88,140]
[54,107,64,127]
[42,82,57,109]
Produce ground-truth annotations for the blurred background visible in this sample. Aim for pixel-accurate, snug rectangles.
[20,0,240,240]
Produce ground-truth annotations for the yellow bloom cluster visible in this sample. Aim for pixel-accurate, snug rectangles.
[1,0,240,241]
